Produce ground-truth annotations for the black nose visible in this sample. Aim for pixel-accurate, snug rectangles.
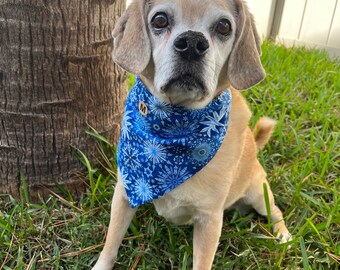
[173,30,209,61]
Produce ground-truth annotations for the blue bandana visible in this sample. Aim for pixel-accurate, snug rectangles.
[117,77,232,208]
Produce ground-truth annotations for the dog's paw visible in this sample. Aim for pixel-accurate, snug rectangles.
[277,231,293,244]
[273,223,292,247]
[91,258,114,270]
[275,231,293,250]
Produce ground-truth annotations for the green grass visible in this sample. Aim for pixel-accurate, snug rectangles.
[1,41,339,269]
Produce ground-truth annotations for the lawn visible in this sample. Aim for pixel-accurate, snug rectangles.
[0,41,339,269]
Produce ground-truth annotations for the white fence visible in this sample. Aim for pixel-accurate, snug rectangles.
[248,0,340,58]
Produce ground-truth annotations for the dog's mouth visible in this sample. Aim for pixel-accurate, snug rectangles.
[161,73,206,95]
[160,74,207,106]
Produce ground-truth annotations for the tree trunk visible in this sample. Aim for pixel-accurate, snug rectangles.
[0,0,127,199]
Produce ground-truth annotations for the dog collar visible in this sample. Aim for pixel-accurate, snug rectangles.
[117,77,232,208]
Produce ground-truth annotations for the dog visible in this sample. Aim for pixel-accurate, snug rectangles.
[92,0,292,269]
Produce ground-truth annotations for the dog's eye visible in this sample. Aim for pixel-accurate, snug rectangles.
[151,13,169,29]
[215,19,232,36]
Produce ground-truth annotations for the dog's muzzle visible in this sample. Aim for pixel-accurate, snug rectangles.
[174,30,209,61]
[161,31,209,101]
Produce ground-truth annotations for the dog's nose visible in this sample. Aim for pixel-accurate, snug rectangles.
[174,31,209,61]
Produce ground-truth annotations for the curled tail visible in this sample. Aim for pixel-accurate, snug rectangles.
[253,117,277,150]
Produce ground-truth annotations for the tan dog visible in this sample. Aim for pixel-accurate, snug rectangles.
[92,0,291,269]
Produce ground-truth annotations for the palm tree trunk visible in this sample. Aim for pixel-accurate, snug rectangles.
[0,0,126,199]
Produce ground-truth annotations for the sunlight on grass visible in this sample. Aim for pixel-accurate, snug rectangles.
[0,41,339,269]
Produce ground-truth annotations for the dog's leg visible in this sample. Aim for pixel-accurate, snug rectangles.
[244,177,291,243]
[92,180,137,270]
[193,211,224,270]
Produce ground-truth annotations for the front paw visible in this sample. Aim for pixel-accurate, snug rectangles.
[277,231,293,244]
[91,257,115,270]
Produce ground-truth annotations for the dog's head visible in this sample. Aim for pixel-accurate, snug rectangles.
[113,0,265,109]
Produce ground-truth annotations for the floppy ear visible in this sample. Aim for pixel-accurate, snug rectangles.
[112,1,151,74]
[227,0,265,90]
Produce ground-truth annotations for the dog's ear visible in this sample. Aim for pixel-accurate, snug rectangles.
[112,1,151,74]
[227,0,265,90]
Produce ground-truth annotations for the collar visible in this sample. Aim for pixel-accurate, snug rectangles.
[117,77,232,208]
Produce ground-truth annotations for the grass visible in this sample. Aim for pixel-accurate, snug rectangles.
[1,41,339,269]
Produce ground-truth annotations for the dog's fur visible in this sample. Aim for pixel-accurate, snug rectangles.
[92,0,291,269]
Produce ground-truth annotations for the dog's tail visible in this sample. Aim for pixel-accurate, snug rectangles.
[253,117,277,150]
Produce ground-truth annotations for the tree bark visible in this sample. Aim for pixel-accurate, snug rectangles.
[0,0,127,199]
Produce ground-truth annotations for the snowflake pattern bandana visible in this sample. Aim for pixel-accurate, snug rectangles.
[117,77,232,208]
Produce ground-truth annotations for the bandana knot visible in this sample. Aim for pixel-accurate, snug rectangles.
[118,77,232,208]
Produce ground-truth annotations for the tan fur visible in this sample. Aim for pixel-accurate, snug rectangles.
[178,0,231,26]
[112,1,151,74]
[253,117,277,150]
[226,0,265,89]
[92,1,291,269]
